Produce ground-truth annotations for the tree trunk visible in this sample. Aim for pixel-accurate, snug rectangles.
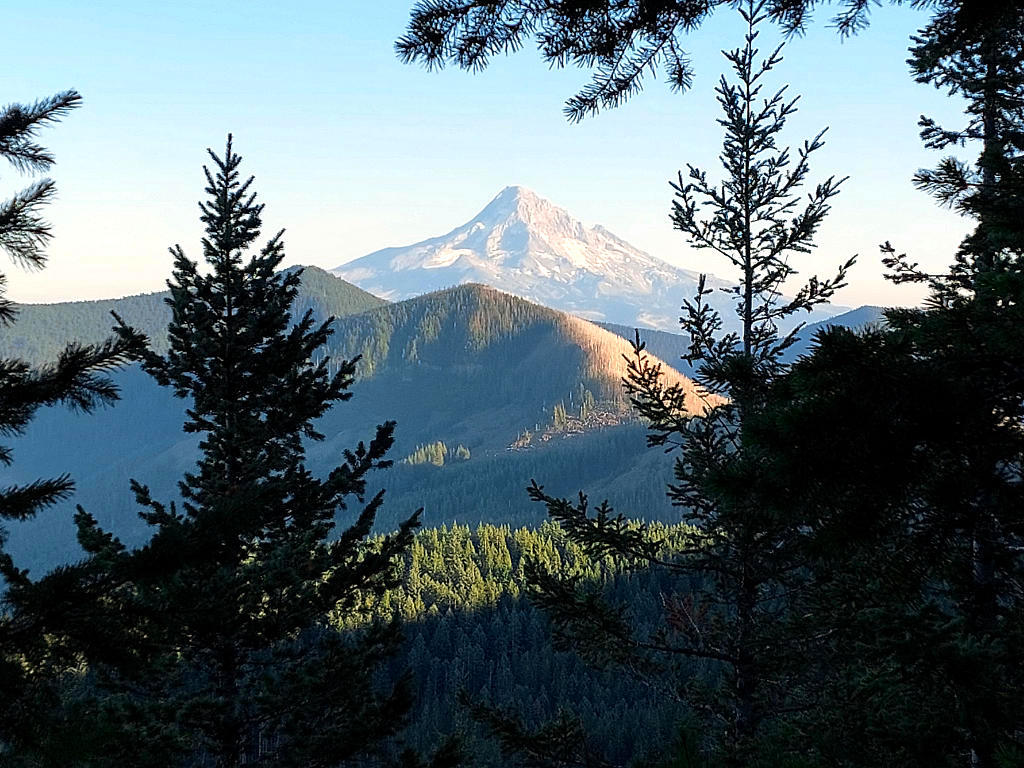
[733,563,760,758]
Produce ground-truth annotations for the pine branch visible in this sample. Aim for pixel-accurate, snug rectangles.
[0,476,74,523]
[0,178,57,269]
[397,0,883,119]
[0,90,82,174]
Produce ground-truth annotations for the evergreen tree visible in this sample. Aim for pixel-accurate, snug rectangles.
[61,136,422,767]
[0,90,142,760]
[904,0,1024,277]
[0,89,137,575]
[552,402,568,429]
[901,11,1024,766]
[521,3,851,763]
[750,4,1024,765]
[745,322,1024,768]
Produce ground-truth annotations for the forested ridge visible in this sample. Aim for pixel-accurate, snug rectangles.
[0,266,386,364]
[2,286,698,575]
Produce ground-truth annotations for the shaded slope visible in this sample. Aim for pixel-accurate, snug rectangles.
[1,266,386,364]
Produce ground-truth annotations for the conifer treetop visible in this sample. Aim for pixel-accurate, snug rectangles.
[667,0,853,396]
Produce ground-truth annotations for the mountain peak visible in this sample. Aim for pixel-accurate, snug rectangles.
[330,186,719,328]
[331,187,841,332]
[476,185,573,230]
[489,184,542,206]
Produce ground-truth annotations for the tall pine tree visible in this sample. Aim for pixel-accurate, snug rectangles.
[727,4,1024,765]
[61,136,422,767]
[521,3,851,764]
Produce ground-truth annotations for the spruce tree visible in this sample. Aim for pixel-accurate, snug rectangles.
[65,136,421,767]
[522,3,851,763]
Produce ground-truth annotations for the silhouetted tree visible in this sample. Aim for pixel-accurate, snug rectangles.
[0,90,143,761]
[753,4,1024,765]
[398,0,1024,121]
[60,136,423,767]
[0,89,138,577]
[523,3,851,764]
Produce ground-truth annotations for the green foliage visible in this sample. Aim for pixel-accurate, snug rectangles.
[732,5,1024,766]
[0,90,81,278]
[351,521,699,767]
[552,401,568,429]
[404,440,450,466]
[6,137,419,767]
[401,442,471,467]
[373,424,678,536]
[0,89,148,761]
[578,388,596,419]
[518,5,853,764]
[0,266,385,366]
[907,1,1024,273]
[746,312,1024,766]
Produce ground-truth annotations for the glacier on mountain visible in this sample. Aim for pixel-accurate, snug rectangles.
[332,186,842,333]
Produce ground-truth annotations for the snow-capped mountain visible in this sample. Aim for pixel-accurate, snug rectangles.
[332,186,839,333]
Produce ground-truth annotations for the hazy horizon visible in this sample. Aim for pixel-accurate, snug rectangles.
[5,1,970,309]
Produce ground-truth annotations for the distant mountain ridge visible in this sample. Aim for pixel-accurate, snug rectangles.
[332,186,843,333]
[599,305,888,376]
[2,266,387,364]
[6,278,710,573]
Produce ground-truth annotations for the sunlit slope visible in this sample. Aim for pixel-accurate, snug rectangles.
[5,281,710,573]
[321,283,713,418]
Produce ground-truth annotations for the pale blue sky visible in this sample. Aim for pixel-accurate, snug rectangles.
[2,1,969,308]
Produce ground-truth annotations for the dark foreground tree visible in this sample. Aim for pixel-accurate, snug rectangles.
[398,0,1024,121]
[15,136,427,767]
[739,4,1024,766]
[502,4,852,765]
[745,321,1024,768]
[0,90,143,761]
[0,89,128,575]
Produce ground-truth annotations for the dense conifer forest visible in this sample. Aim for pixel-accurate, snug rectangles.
[363,522,697,766]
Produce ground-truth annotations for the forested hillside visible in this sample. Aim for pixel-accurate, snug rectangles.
[366,521,699,766]
[5,0,1022,763]
[4,283,707,574]
[0,266,386,363]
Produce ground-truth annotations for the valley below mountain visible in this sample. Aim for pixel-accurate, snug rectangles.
[3,265,877,575]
